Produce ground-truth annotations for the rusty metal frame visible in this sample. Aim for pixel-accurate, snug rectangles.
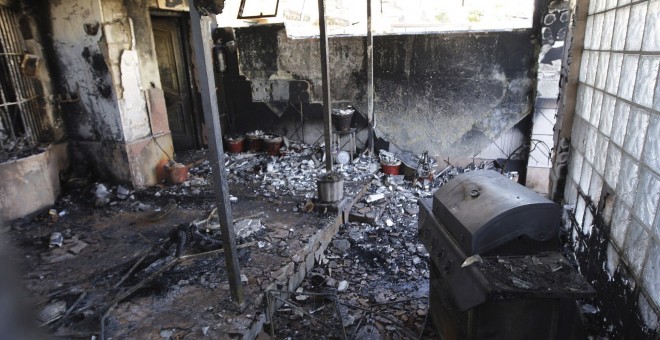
[237,0,280,19]
[0,5,48,156]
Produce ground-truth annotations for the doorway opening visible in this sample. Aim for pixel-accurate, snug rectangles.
[151,12,203,151]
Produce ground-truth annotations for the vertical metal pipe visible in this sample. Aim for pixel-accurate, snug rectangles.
[0,61,16,145]
[0,106,16,141]
[189,0,244,305]
[0,10,21,102]
[27,99,42,144]
[366,0,374,153]
[317,0,333,172]
[17,102,34,145]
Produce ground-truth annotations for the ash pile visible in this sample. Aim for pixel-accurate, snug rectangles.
[267,153,513,339]
[56,139,378,215]
[144,141,376,207]
[25,138,380,338]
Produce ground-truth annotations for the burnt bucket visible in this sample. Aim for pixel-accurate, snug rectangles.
[262,135,283,156]
[331,110,353,131]
[381,160,401,175]
[224,135,245,153]
[401,161,417,181]
[246,131,264,153]
[317,173,344,203]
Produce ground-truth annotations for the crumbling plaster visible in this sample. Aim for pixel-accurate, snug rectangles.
[50,0,168,144]
[275,31,365,103]
[126,0,163,90]
[50,0,124,142]
[47,0,176,187]
[232,24,537,157]
[99,1,153,143]
[118,49,151,141]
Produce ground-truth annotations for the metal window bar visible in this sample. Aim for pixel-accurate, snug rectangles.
[0,5,49,158]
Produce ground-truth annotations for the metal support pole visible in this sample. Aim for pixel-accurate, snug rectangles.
[189,0,244,305]
[317,0,333,173]
[366,0,374,153]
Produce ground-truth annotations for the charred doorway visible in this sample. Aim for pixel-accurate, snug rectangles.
[151,13,201,151]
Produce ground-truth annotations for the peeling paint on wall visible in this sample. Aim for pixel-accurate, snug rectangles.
[276,30,365,103]
[46,0,173,187]
[49,0,150,133]
[124,2,161,90]
[119,49,150,142]
[101,17,133,98]
[50,0,123,142]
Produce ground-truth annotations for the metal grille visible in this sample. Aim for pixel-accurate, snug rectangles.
[0,5,48,158]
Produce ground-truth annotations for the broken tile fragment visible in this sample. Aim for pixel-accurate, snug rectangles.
[366,193,385,203]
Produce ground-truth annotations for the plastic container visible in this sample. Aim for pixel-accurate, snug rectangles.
[381,160,401,175]
[164,162,188,184]
[224,135,245,153]
[262,135,283,156]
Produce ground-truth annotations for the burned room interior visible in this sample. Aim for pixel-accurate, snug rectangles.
[0,0,658,338]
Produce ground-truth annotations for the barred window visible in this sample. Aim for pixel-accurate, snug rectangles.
[0,4,49,161]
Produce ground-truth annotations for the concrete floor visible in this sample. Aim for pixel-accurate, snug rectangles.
[6,149,373,339]
[5,148,581,339]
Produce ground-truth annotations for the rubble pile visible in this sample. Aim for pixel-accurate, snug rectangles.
[138,143,378,207]
[269,178,435,338]
[53,142,379,217]
[270,160,510,338]
[225,151,377,202]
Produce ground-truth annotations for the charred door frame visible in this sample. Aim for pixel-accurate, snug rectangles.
[150,10,204,150]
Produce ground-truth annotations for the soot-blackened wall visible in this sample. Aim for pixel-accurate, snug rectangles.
[226,24,538,157]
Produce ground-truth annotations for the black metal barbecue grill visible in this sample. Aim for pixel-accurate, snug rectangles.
[418,170,595,339]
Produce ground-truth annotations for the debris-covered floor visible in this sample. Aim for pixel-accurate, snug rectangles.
[4,140,606,339]
[6,141,477,339]
[5,142,380,339]
[267,174,438,339]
